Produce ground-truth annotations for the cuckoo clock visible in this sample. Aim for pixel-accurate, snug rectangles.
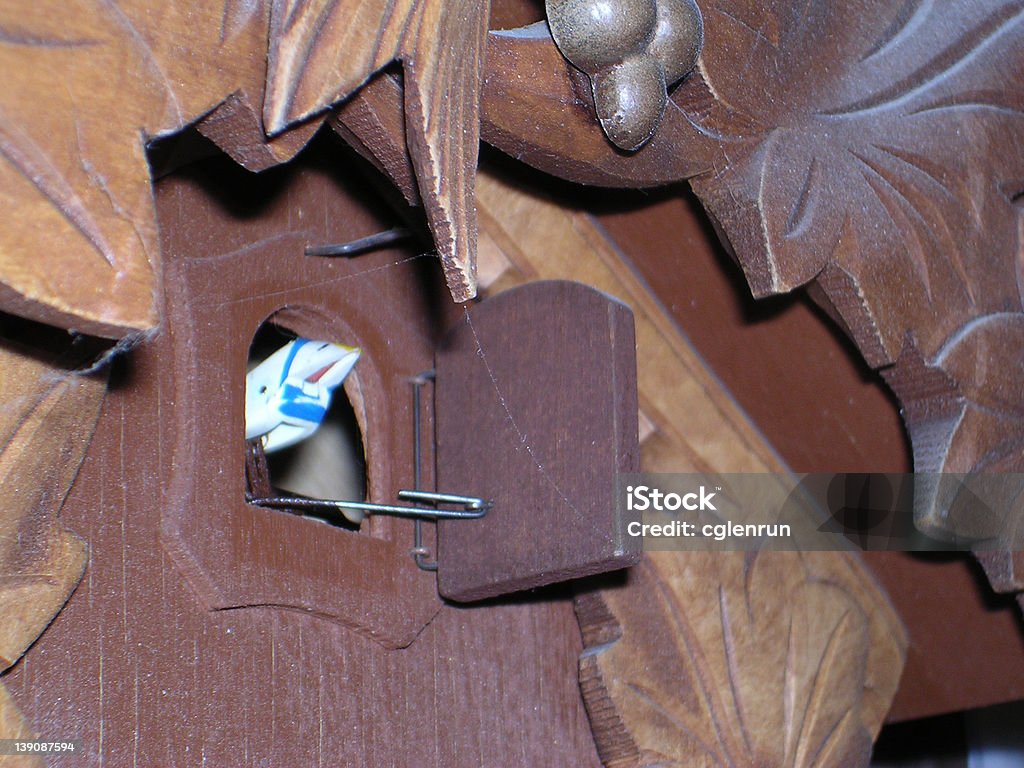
[0,0,1022,765]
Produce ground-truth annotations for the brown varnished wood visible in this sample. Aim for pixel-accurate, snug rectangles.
[471,140,1024,721]
[0,0,304,336]
[869,552,1024,722]
[195,97,324,173]
[474,164,791,475]
[0,0,491,337]
[329,71,422,207]
[583,177,1024,723]
[0,337,104,754]
[483,1,911,476]
[332,69,795,480]
[589,183,913,477]
[436,281,641,602]
[481,3,1024,549]
[490,0,543,29]
[156,141,446,648]
[1,137,604,767]
[469,165,908,763]
[265,0,493,302]
[0,0,1015,753]
[576,551,907,768]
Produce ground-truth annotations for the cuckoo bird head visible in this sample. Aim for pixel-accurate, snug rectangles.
[245,338,361,453]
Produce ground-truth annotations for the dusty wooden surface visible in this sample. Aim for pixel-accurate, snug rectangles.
[577,551,906,768]
[473,168,908,765]
[585,176,1024,722]
[482,1,1024,550]
[436,281,640,601]
[0,683,43,768]
[1,137,608,767]
[0,338,105,759]
[0,0,487,338]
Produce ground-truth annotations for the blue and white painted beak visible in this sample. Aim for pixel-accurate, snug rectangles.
[245,338,361,453]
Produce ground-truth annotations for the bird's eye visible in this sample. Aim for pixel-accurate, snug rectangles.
[259,385,268,394]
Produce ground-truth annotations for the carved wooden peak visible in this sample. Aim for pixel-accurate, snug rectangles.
[576,551,907,768]
[0,0,488,337]
[264,0,490,301]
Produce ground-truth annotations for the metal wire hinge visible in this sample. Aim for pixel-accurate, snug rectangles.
[247,369,490,571]
[249,491,490,522]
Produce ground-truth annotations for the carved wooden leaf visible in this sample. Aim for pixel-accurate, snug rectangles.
[0,342,105,750]
[577,551,907,768]
[654,1,1024,538]
[680,0,1024,357]
[0,344,104,668]
[0,0,311,336]
[265,0,492,300]
[480,4,1024,542]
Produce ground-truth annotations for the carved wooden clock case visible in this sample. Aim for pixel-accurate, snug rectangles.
[0,0,1021,765]
[0,137,642,766]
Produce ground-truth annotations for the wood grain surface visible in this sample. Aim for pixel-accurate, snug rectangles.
[0,0,288,335]
[436,280,641,601]
[472,165,907,766]
[474,166,791,476]
[0,137,607,767]
[0,340,105,760]
[576,551,907,768]
[155,154,444,649]
[266,0,492,301]
[325,69,795,476]
[482,1,1024,549]
[0,127,910,767]
[587,181,1024,722]
[0,683,43,768]
[0,0,489,336]
[330,71,423,207]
